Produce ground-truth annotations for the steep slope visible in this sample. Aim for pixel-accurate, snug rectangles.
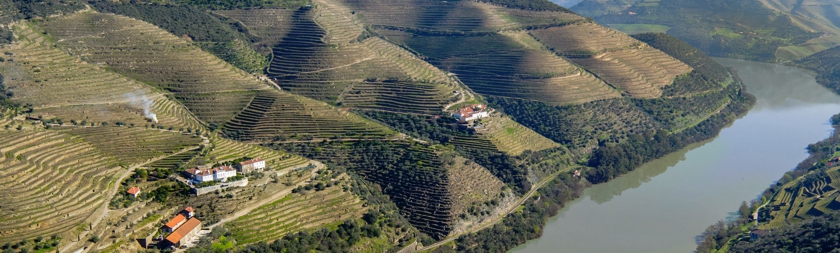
[278,141,506,239]
[38,11,395,141]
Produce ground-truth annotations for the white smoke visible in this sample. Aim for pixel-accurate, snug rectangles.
[125,90,158,123]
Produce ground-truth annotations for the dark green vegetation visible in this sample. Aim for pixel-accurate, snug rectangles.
[477,0,572,12]
[441,173,586,253]
[0,0,84,23]
[275,140,503,239]
[798,46,840,94]
[729,213,840,253]
[90,1,267,73]
[573,0,819,61]
[587,85,751,183]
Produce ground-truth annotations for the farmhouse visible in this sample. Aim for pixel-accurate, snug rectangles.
[185,166,237,183]
[163,217,202,248]
[127,186,140,198]
[453,104,490,123]
[236,158,266,173]
[162,214,187,233]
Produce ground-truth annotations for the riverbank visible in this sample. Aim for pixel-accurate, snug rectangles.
[505,59,840,253]
[433,63,755,252]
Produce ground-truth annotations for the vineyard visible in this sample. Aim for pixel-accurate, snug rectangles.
[0,129,121,243]
[255,3,458,114]
[221,90,395,141]
[207,136,309,169]
[337,0,582,31]
[762,167,840,229]
[1,22,151,108]
[227,177,366,245]
[38,11,396,141]
[478,117,560,156]
[62,127,202,165]
[531,22,693,98]
[212,9,296,54]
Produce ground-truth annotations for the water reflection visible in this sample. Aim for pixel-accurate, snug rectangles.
[716,58,840,109]
[510,59,840,253]
[588,140,712,204]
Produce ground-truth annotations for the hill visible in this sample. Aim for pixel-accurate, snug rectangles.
[571,0,820,61]
[0,0,759,252]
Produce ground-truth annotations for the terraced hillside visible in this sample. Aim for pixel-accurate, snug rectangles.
[1,22,152,108]
[334,0,689,102]
[0,129,113,242]
[221,90,394,141]
[63,127,202,165]
[208,136,309,169]
[282,141,505,239]
[531,22,693,98]
[227,177,366,245]
[38,11,395,141]
[259,4,458,114]
[762,167,840,229]
[477,117,560,156]
[213,9,295,54]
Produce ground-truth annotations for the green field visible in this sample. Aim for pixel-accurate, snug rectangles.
[608,23,671,34]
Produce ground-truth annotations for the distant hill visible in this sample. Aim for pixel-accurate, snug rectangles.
[571,0,820,61]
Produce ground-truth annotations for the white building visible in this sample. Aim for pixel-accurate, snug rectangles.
[453,104,490,123]
[185,166,237,183]
[236,158,266,173]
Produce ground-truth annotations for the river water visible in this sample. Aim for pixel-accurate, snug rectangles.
[510,59,840,252]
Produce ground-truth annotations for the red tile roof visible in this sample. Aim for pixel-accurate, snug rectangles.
[165,218,201,244]
[127,186,140,195]
[184,206,194,213]
[164,214,186,229]
[186,166,235,177]
[240,158,264,166]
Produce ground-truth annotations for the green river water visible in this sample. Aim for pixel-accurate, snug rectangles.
[510,59,840,252]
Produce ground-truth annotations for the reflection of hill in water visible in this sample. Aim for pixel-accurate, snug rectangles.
[587,140,712,204]
[715,58,840,110]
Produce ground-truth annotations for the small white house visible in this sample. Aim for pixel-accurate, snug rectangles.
[186,166,237,183]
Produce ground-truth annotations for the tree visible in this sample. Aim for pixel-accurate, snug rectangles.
[739,201,750,219]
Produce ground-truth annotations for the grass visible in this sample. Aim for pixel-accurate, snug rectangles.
[607,23,671,34]
[710,27,744,39]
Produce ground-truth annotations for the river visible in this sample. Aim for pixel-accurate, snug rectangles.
[509,59,840,252]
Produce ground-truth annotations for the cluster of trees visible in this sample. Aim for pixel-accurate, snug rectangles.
[359,111,531,194]
[90,1,268,73]
[477,0,571,12]
[585,0,817,61]
[358,111,473,144]
[1,235,61,253]
[0,0,84,23]
[437,173,584,252]
[587,84,753,183]
[797,46,840,94]
[729,213,840,252]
